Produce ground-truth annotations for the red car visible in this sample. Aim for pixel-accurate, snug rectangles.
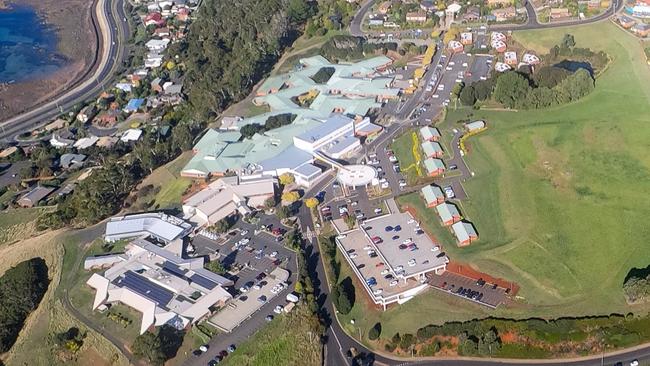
[371,236,383,244]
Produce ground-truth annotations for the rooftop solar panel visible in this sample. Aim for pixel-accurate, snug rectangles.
[189,274,217,290]
[114,271,174,306]
[162,261,187,279]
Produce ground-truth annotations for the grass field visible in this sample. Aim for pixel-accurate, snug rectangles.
[0,207,49,246]
[220,306,322,366]
[345,22,650,340]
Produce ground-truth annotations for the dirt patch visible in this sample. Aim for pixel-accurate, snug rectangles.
[446,261,520,296]
[0,0,97,120]
[530,137,572,192]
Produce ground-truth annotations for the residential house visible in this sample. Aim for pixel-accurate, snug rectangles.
[460,32,473,45]
[487,0,513,6]
[45,118,66,132]
[421,185,445,207]
[419,126,441,141]
[463,6,480,21]
[144,12,165,27]
[424,158,445,177]
[151,77,164,93]
[491,39,507,52]
[504,51,518,65]
[436,202,461,226]
[632,23,650,37]
[77,106,96,123]
[18,186,55,208]
[95,110,120,127]
[618,15,636,28]
[121,129,143,143]
[522,53,540,65]
[50,134,75,148]
[74,136,100,150]
[550,8,570,19]
[163,82,183,95]
[406,11,427,22]
[494,62,511,72]
[124,98,145,113]
[145,39,170,52]
[451,221,478,246]
[154,27,171,37]
[0,146,18,158]
[59,153,87,170]
[491,6,516,21]
[448,40,464,53]
[421,141,444,158]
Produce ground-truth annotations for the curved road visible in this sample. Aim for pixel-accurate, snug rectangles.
[0,0,129,142]
[350,0,623,37]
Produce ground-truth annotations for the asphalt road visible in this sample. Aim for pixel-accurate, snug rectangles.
[0,0,129,142]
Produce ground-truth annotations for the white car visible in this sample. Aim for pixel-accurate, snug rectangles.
[381,182,390,189]
[445,66,453,71]
[389,280,399,287]
[426,86,433,92]
[407,218,415,224]
[374,208,383,214]
[432,94,439,99]
[239,286,249,293]
[395,265,404,272]
[240,238,250,245]
[253,284,261,290]
[449,61,455,66]
[388,155,398,163]
[437,85,444,91]
[270,251,278,258]
[199,345,209,353]
[455,79,462,83]
[480,76,487,80]
[336,234,347,239]
[431,245,441,252]
[380,269,390,275]
[351,201,359,207]
[349,253,359,259]
[444,186,456,199]
[630,361,639,366]
[402,238,412,244]
[240,230,248,236]
[363,245,373,250]
[274,305,284,314]
[462,62,468,67]
[373,288,383,295]
[408,259,416,267]
[399,181,407,188]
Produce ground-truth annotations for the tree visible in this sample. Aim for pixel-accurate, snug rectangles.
[333,277,355,314]
[210,217,233,233]
[493,71,530,108]
[132,326,184,366]
[533,66,571,88]
[304,197,319,209]
[459,85,476,106]
[368,322,382,340]
[205,260,227,274]
[279,173,295,186]
[473,79,494,101]
[288,0,315,23]
[276,205,291,219]
[282,191,300,203]
[451,82,464,99]
[240,123,264,139]
[344,214,356,229]
[0,258,49,353]
[264,196,277,209]
[443,27,460,44]
[132,331,165,365]
[561,33,576,49]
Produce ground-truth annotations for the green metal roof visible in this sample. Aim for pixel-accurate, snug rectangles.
[421,185,444,205]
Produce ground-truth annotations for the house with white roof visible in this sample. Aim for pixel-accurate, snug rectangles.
[451,221,478,246]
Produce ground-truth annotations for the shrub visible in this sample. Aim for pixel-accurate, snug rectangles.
[368,322,382,340]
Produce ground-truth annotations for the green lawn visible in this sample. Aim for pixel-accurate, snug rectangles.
[220,306,321,366]
[345,22,650,339]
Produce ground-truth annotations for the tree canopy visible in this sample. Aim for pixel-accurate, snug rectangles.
[0,258,49,353]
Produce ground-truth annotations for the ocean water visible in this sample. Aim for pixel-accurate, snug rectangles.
[0,4,64,83]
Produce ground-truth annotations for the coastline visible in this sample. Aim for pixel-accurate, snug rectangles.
[0,0,98,121]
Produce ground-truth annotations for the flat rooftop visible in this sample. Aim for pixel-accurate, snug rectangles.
[362,213,448,278]
[336,229,424,300]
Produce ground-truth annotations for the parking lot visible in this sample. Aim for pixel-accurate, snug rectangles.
[429,271,510,308]
[209,267,290,332]
[361,213,449,278]
[336,227,424,302]
[467,54,494,84]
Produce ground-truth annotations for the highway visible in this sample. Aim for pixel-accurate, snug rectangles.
[0,0,129,142]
